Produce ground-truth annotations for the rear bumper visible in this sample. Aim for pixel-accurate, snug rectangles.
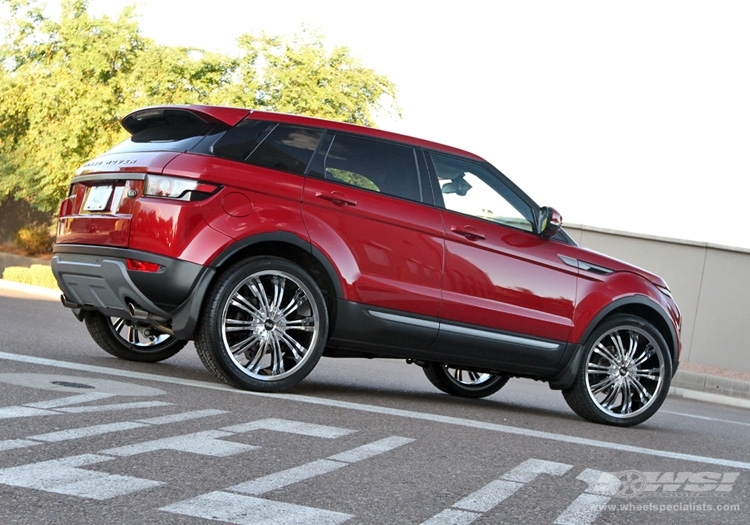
[52,245,213,339]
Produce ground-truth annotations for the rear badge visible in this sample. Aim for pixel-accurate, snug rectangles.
[127,189,138,198]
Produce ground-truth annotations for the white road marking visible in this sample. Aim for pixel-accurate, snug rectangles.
[160,490,353,525]
[25,392,116,408]
[229,436,414,496]
[327,436,415,463]
[554,469,620,525]
[421,509,480,525]
[462,459,572,513]
[0,454,162,500]
[230,459,346,496]
[0,406,56,419]
[222,417,355,438]
[28,421,149,442]
[137,409,227,425]
[101,430,258,457]
[662,410,750,427]
[421,459,621,525]
[2,351,750,470]
[59,401,172,413]
[0,409,228,452]
[0,439,42,452]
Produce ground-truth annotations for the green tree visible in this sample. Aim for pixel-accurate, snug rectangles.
[0,0,237,211]
[0,0,397,212]
[225,29,398,126]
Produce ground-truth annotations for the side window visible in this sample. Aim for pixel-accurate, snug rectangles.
[431,153,534,232]
[212,120,323,175]
[212,120,274,160]
[320,134,423,202]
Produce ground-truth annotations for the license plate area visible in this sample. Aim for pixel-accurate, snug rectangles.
[82,185,114,212]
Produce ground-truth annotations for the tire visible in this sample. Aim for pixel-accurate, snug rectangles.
[423,362,509,399]
[195,256,328,392]
[84,312,187,362]
[562,314,672,427]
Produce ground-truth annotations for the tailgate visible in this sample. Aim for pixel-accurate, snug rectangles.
[55,152,180,247]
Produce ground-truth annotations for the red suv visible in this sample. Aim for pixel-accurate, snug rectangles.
[52,105,681,426]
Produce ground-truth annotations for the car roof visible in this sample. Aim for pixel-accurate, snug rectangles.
[123,104,487,162]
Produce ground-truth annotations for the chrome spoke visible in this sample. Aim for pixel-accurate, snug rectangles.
[221,268,321,383]
[593,343,619,367]
[590,375,618,396]
[585,323,666,420]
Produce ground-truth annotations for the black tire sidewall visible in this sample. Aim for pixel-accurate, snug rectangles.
[565,314,673,426]
[424,362,509,399]
[197,256,329,392]
[84,312,186,362]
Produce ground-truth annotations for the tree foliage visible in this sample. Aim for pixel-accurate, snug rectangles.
[0,0,398,211]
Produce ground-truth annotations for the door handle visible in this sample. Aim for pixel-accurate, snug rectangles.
[450,226,486,241]
[315,191,357,207]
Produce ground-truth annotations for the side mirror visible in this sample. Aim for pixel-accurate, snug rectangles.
[538,206,563,238]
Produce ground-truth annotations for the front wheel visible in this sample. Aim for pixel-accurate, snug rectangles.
[562,314,672,426]
[195,256,329,392]
[84,312,187,362]
[423,363,509,398]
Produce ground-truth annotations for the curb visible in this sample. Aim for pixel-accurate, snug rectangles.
[0,279,60,300]
[670,370,750,406]
[1,279,749,410]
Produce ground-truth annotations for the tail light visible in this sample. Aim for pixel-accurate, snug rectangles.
[144,175,219,201]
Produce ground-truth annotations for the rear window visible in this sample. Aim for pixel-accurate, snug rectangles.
[213,120,323,175]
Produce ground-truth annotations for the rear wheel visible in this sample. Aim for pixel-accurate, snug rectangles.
[84,312,186,362]
[562,314,672,426]
[423,363,509,398]
[195,256,328,392]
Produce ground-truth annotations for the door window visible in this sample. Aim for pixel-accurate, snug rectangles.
[431,153,534,232]
[313,134,423,202]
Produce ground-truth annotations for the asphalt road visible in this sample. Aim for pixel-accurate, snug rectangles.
[1,286,748,524]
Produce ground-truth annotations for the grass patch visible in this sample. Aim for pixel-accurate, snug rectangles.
[2,264,59,290]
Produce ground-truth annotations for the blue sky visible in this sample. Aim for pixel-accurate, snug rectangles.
[43,1,750,248]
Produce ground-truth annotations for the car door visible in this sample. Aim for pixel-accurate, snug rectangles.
[302,133,445,351]
[428,152,579,372]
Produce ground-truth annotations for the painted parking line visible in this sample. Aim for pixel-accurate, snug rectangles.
[422,459,573,524]
[2,350,750,470]
[101,430,259,457]
[163,435,413,523]
[160,490,353,525]
[0,417,360,502]
[0,454,163,500]
[0,407,228,451]
[221,417,356,439]
[229,436,414,496]
[422,459,621,525]
[28,421,150,442]
[25,392,116,408]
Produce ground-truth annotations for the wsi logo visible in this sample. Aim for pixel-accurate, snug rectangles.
[614,470,739,498]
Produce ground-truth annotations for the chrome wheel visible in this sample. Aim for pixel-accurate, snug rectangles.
[563,314,672,426]
[84,311,186,362]
[586,326,665,418]
[110,317,172,347]
[196,257,328,391]
[423,362,509,398]
[221,270,321,381]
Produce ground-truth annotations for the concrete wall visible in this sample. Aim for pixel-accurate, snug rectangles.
[565,224,750,372]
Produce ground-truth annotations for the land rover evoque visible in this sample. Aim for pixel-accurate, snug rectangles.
[52,105,681,426]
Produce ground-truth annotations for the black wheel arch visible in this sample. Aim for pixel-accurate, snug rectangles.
[549,295,679,391]
[171,231,343,339]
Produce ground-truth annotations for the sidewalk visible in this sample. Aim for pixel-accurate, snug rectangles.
[1,252,749,410]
